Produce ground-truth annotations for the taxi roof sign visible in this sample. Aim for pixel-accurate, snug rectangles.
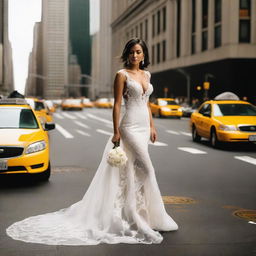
[0,98,29,105]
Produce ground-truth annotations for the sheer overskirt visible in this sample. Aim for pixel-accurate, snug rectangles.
[6,69,178,245]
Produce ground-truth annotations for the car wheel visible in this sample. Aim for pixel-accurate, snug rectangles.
[39,162,51,181]
[210,128,220,148]
[158,110,162,118]
[192,125,201,142]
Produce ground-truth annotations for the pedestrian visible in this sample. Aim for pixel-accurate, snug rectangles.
[6,38,178,245]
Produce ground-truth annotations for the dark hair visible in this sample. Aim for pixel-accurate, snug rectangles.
[121,38,150,69]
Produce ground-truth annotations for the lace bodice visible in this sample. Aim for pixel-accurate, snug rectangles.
[118,69,153,107]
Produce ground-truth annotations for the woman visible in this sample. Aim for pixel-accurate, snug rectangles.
[6,38,178,245]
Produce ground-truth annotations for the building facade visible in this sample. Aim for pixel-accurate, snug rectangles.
[41,0,69,99]
[0,0,14,96]
[111,0,256,104]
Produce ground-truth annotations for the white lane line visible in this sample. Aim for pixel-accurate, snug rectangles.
[249,221,256,225]
[234,156,256,166]
[55,124,74,139]
[74,113,87,119]
[76,129,91,136]
[62,112,77,120]
[54,113,64,119]
[149,141,168,146]
[74,120,90,129]
[178,147,207,154]
[180,131,191,136]
[96,129,112,136]
[166,130,180,135]
[87,114,112,124]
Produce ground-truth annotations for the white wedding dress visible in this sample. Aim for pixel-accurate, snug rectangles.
[6,69,178,245]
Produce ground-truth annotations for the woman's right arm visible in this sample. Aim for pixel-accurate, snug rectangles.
[112,72,125,143]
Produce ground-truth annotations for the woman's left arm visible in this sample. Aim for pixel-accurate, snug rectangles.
[147,102,157,143]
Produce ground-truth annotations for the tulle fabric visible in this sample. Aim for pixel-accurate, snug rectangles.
[6,69,178,245]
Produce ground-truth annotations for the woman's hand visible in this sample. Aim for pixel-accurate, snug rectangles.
[150,127,157,143]
[112,132,120,144]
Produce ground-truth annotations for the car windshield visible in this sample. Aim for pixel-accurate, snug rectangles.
[0,108,39,129]
[35,101,45,110]
[213,104,256,116]
[158,100,178,106]
[64,99,81,104]
[97,98,108,102]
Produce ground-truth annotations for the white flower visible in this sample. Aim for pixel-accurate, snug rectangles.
[107,146,128,167]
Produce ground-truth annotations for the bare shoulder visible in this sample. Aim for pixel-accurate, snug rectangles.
[115,70,126,81]
[144,70,151,78]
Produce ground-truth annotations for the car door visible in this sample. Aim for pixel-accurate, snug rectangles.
[199,104,212,138]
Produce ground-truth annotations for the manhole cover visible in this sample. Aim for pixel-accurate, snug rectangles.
[233,209,256,222]
[162,196,197,204]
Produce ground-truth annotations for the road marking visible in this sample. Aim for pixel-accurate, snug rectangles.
[62,112,77,119]
[74,113,87,119]
[74,120,90,129]
[55,124,74,139]
[180,131,191,136]
[166,130,180,135]
[149,141,168,146]
[96,129,112,136]
[87,114,112,124]
[76,129,91,136]
[249,221,256,225]
[178,147,207,154]
[234,156,256,166]
[54,113,64,119]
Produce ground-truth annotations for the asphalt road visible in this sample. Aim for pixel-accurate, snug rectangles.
[1,108,256,256]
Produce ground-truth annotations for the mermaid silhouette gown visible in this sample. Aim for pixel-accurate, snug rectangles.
[6,69,178,245]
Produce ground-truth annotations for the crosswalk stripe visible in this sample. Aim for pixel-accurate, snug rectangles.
[166,130,180,135]
[178,147,207,154]
[234,156,256,166]
[87,114,112,124]
[54,113,64,119]
[62,112,77,119]
[74,120,90,129]
[55,124,74,139]
[74,113,87,119]
[149,141,168,146]
[96,129,112,136]
[180,132,191,136]
[76,129,91,136]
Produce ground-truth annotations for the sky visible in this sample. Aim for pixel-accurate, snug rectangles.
[8,0,99,94]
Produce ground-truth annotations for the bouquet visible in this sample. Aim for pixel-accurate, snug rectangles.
[107,141,128,167]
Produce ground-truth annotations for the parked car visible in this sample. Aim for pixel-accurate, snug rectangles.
[0,98,55,181]
[190,100,256,147]
[61,99,83,111]
[150,98,183,118]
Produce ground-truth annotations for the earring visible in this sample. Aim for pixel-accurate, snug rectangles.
[142,59,144,66]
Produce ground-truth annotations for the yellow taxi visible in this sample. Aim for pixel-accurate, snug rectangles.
[150,98,183,118]
[0,98,55,180]
[190,100,256,147]
[82,98,94,108]
[26,98,53,124]
[45,100,56,113]
[94,98,112,108]
[61,98,83,111]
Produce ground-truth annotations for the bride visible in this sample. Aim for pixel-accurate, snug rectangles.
[6,38,178,245]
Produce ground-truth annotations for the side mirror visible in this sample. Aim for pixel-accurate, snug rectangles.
[44,122,55,131]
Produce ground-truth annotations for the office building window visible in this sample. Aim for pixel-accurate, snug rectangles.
[202,31,208,51]
[214,0,221,48]
[152,45,155,65]
[145,19,148,41]
[152,14,155,37]
[140,22,143,39]
[239,0,251,43]
[191,0,196,54]
[162,7,166,32]
[135,26,138,37]
[157,10,161,35]
[176,0,181,57]
[131,29,134,38]
[162,40,166,62]
[157,43,160,63]
[202,0,208,51]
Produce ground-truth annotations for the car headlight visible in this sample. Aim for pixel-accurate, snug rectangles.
[218,124,238,131]
[25,141,46,154]
[178,108,182,112]
[161,107,171,112]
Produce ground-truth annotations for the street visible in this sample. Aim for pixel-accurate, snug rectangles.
[1,108,256,256]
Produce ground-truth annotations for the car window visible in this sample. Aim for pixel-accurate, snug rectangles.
[213,104,256,116]
[158,100,178,106]
[0,108,39,129]
[198,104,211,115]
[35,102,45,110]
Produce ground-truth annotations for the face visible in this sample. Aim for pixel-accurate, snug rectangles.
[128,44,144,66]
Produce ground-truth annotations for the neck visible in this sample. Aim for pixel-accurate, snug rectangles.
[128,64,140,72]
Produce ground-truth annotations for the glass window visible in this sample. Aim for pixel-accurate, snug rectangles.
[0,108,39,129]
[152,45,155,65]
[213,104,256,116]
[162,7,166,32]
[215,0,221,23]
[176,0,181,57]
[158,99,178,106]
[152,14,155,37]
[240,0,250,9]
[162,40,166,62]
[214,25,221,47]
[239,20,250,42]
[202,0,208,28]
[202,31,208,51]
[140,23,143,39]
[157,10,161,34]
[192,0,196,33]
[157,43,161,63]
[191,34,196,54]
[145,19,148,41]
[199,104,211,115]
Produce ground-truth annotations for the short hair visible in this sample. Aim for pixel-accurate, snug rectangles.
[121,38,150,69]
